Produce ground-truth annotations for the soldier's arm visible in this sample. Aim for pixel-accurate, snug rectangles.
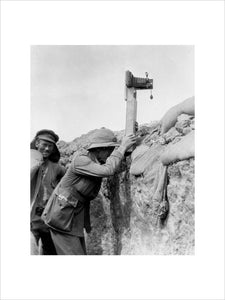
[72,149,124,177]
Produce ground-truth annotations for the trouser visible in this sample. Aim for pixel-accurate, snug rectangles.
[50,229,86,255]
[31,229,57,255]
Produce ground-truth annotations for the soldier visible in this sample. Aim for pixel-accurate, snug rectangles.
[30,129,66,255]
[42,128,136,255]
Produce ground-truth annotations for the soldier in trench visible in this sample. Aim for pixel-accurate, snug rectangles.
[30,129,66,254]
[42,128,136,255]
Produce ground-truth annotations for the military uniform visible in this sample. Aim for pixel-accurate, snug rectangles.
[31,158,65,254]
[46,148,124,255]
[30,129,66,255]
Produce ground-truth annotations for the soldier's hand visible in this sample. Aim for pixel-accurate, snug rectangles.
[121,134,137,150]
[135,122,139,133]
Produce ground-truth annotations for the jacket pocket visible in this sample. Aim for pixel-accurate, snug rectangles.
[42,193,77,233]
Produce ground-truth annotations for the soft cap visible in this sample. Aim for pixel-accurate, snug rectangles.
[36,129,59,144]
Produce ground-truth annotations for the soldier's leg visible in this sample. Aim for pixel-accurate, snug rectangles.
[39,230,57,255]
[79,237,87,255]
[50,229,85,255]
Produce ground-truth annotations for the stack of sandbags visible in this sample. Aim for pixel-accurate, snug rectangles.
[160,96,194,134]
[160,96,195,165]
[160,130,194,165]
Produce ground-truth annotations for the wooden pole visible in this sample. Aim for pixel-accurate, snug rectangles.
[125,87,137,135]
[124,70,153,154]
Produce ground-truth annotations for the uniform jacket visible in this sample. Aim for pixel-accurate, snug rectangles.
[48,148,124,236]
[30,156,66,231]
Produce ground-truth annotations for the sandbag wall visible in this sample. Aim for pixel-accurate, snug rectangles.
[86,156,194,255]
[58,115,195,255]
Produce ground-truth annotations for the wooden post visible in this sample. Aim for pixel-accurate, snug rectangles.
[124,70,153,154]
[125,87,137,135]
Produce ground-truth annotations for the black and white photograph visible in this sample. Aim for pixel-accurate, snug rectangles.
[1,1,224,300]
[30,45,195,255]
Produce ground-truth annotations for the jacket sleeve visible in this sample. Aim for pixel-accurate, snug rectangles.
[58,164,66,178]
[54,164,66,184]
[72,149,124,177]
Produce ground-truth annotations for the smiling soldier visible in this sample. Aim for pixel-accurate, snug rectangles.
[30,129,66,255]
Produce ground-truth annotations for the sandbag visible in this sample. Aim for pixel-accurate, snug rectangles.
[152,164,168,202]
[160,130,195,165]
[30,232,44,255]
[130,145,151,175]
[30,149,43,180]
[30,149,43,214]
[152,165,169,223]
[131,145,169,224]
[179,96,195,116]
[30,232,39,255]
[160,96,195,134]
[130,144,165,176]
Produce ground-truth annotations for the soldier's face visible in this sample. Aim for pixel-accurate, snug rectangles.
[35,139,54,159]
[97,147,114,164]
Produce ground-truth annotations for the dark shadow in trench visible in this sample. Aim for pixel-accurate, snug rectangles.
[107,160,133,255]
[87,196,107,255]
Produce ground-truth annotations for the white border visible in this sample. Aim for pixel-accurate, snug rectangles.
[1,1,224,300]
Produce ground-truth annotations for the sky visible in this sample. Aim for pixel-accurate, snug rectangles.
[31,45,194,142]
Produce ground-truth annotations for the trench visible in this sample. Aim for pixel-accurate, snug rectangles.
[107,165,133,254]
